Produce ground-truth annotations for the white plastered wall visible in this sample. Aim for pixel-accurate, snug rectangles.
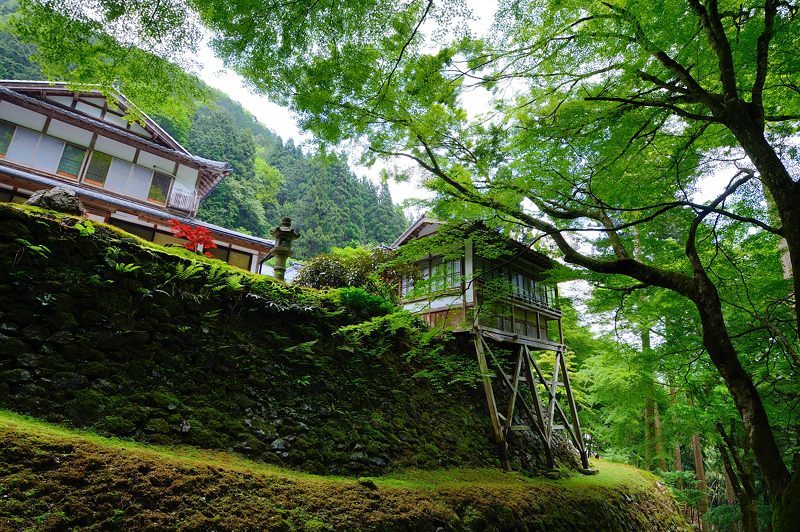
[46,120,93,147]
[94,136,136,162]
[0,101,47,131]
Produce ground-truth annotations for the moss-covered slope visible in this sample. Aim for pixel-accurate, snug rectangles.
[1,204,522,475]
[0,411,687,531]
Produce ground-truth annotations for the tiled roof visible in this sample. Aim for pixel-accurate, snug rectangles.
[0,83,230,198]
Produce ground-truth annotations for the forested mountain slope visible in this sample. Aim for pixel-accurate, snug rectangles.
[0,13,407,257]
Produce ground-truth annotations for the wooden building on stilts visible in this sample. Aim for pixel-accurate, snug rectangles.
[392,217,590,471]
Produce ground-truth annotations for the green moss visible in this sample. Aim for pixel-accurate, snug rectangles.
[0,410,687,531]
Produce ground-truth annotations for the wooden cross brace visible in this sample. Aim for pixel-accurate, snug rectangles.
[473,333,589,471]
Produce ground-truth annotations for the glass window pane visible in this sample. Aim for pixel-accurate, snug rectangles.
[5,127,40,165]
[108,219,155,240]
[127,165,153,199]
[32,135,65,174]
[153,232,187,247]
[105,159,133,193]
[0,122,14,155]
[148,172,172,204]
[57,144,86,178]
[228,250,252,270]
[208,246,229,261]
[84,152,113,185]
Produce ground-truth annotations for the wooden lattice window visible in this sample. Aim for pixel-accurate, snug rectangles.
[84,151,113,186]
[56,144,87,179]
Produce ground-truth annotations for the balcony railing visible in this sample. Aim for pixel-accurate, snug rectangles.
[167,188,198,213]
[510,285,559,312]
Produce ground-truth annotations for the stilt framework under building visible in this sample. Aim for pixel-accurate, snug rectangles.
[471,320,589,471]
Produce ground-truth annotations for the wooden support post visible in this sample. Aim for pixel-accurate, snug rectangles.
[474,333,510,470]
[504,347,524,435]
[546,349,561,445]
[558,348,589,469]
[470,311,589,474]
[522,346,554,468]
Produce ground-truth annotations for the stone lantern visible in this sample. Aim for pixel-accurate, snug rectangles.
[270,217,299,281]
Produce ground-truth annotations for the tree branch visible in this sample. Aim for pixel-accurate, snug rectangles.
[752,0,777,119]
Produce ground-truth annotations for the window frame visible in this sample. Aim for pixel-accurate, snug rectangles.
[82,150,114,187]
[0,120,16,158]
[147,171,173,206]
[56,143,88,180]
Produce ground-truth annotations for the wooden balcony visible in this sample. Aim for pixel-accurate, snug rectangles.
[167,188,198,213]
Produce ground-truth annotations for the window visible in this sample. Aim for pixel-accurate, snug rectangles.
[405,258,461,297]
[148,172,172,204]
[31,135,65,173]
[228,249,252,271]
[84,152,113,185]
[400,275,413,296]
[3,127,65,174]
[108,219,156,241]
[57,144,87,179]
[437,259,461,290]
[5,127,40,165]
[0,122,14,156]
[207,246,253,271]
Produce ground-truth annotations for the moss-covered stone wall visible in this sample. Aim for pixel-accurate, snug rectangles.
[0,204,577,475]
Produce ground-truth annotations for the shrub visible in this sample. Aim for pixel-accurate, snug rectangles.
[169,219,217,257]
[332,286,396,319]
[295,246,412,302]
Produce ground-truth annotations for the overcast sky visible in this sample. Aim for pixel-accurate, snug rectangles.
[193,1,498,211]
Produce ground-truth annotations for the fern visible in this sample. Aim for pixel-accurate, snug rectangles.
[14,238,51,260]
[113,262,141,273]
[174,262,204,281]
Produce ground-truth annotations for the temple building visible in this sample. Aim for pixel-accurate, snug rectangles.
[0,80,273,272]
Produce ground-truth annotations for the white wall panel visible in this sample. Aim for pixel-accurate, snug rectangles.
[5,127,40,165]
[46,96,74,107]
[138,151,175,175]
[94,136,136,162]
[175,165,198,189]
[46,120,93,147]
[75,101,103,118]
[130,123,149,136]
[81,97,107,107]
[104,113,129,129]
[0,101,47,131]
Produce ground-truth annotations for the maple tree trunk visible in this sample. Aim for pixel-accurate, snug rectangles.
[729,117,800,529]
[690,273,793,522]
[726,106,800,331]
